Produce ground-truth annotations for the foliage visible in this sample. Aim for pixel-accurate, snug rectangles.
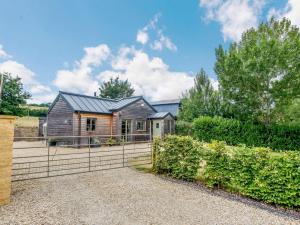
[15,116,39,127]
[153,135,202,181]
[21,105,48,117]
[105,137,118,146]
[192,116,300,151]
[175,120,194,136]
[277,98,300,124]
[204,141,300,208]
[153,136,300,208]
[215,18,300,123]
[0,73,31,116]
[178,69,221,122]
[99,77,135,99]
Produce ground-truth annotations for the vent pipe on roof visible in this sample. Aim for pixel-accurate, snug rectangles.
[94,92,97,97]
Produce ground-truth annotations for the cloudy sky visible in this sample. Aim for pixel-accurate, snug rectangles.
[0,0,299,103]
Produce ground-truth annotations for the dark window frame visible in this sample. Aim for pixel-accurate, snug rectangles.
[86,118,97,131]
[136,120,146,131]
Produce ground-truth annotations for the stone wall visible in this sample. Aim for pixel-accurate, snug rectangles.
[0,115,15,205]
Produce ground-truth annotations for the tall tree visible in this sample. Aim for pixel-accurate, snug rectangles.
[99,77,135,99]
[0,73,31,115]
[215,18,300,123]
[179,69,220,122]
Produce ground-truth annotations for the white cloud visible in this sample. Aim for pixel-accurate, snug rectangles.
[136,13,177,51]
[151,30,177,51]
[0,60,54,103]
[0,45,11,59]
[199,0,266,42]
[54,44,110,95]
[268,0,300,27]
[0,60,51,94]
[136,30,149,45]
[98,47,193,101]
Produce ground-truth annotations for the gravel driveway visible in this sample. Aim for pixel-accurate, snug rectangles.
[0,168,299,225]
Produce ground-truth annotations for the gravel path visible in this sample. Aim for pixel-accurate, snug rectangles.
[0,168,299,225]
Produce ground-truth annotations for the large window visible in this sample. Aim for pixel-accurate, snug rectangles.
[136,120,146,131]
[86,118,96,131]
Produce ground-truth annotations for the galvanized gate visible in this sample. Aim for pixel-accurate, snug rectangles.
[12,134,152,181]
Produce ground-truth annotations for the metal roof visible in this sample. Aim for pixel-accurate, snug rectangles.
[148,112,174,119]
[152,104,180,117]
[150,99,180,117]
[51,91,152,114]
[59,92,115,114]
[150,99,180,105]
[108,96,142,111]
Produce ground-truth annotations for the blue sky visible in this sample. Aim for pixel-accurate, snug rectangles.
[0,0,298,103]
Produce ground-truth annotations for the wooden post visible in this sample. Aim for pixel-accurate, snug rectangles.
[0,115,16,205]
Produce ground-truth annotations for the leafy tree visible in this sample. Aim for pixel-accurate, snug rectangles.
[179,69,220,122]
[0,73,31,115]
[215,18,300,123]
[276,98,300,124]
[99,77,135,99]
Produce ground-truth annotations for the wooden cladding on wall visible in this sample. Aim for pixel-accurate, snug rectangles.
[47,96,73,136]
[74,113,115,136]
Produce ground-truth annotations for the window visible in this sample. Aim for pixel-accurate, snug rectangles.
[86,118,96,131]
[156,123,159,129]
[136,120,146,131]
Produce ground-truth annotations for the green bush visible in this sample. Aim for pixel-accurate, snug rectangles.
[192,116,300,151]
[175,120,194,135]
[205,141,300,208]
[153,136,300,208]
[153,135,202,181]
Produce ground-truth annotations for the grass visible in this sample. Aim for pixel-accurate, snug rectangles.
[128,155,153,173]
[15,116,39,127]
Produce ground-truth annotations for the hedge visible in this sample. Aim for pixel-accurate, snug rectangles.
[153,136,202,181]
[153,135,300,209]
[191,116,300,151]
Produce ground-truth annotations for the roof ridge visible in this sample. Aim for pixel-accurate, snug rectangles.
[59,91,118,102]
[116,95,142,102]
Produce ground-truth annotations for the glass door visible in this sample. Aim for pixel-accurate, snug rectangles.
[121,120,132,142]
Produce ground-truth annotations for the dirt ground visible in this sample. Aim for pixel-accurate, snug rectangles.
[0,168,299,225]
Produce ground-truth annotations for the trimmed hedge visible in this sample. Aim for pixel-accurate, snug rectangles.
[192,116,300,151]
[153,135,300,209]
[153,136,202,181]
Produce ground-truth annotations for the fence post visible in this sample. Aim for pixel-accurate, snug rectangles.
[88,136,91,172]
[0,115,16,206]
[122,135,125,167]
[47,137,50,177]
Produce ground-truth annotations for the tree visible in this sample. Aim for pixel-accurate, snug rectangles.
[215,18,300,124]
[99,77,135,99]
[179,69,220,122]
[276,98,300,124]
[0,73,31,115]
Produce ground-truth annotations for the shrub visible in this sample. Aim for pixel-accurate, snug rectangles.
[153,136,300,209]
[153,135,202,181]
[205,141,300,208]
[175,120,194,135]
[193,116,300,151]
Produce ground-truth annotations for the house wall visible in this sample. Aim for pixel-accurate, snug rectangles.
[72,112,116,146]
[47,96,73,137]
[73,113,114,136]
[117,99,155,140]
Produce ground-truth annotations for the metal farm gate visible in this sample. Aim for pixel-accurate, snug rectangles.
[12,134,152,181]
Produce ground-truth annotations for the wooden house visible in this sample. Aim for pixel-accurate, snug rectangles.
[46,91,176,144]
